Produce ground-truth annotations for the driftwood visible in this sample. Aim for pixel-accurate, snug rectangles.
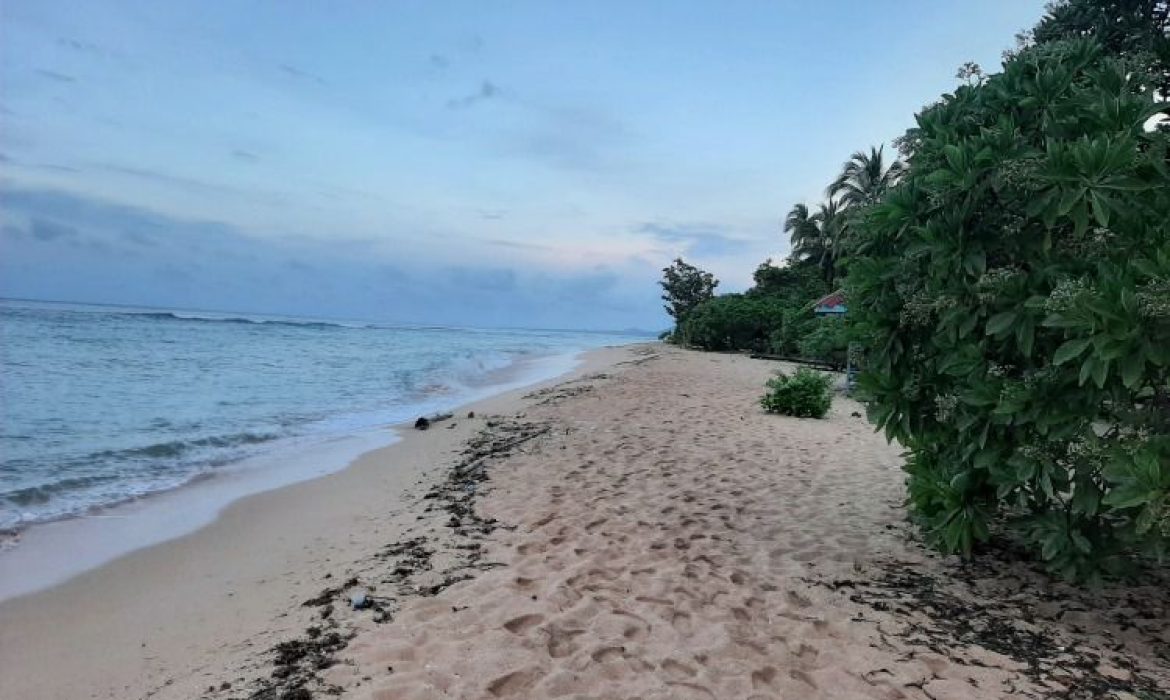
[413,412,454,430]
[748,353,841,371]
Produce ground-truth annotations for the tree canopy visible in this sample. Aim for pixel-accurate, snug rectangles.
[659,258,718,325]
[846,35,1170,580]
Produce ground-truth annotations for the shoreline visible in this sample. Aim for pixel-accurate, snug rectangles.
[0,346,599,602]
[4,344,1166,700]
[0,344,643,700]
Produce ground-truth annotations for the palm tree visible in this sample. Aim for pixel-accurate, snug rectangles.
[784,203,823,264]
[784,202,842,285]
[827,145,904,208]
[813,200,843,280]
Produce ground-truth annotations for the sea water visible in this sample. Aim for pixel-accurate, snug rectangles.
[0,299,646,535]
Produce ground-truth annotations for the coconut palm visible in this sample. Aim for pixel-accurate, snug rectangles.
[783,203,823,264]
[827,145,905,208]
[784,201,843,285]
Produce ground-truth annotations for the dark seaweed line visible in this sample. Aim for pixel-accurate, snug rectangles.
[811,555,1170,700]
[220,417,555,700]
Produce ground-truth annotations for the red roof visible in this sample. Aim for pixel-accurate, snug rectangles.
[814,291,846,309]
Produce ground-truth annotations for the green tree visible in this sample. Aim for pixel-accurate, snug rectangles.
[799,315,849,370]
[677,294,787,352]
[660,258,718,328]
[749,258,828,302]
[1029,0,1170,95]
[784,204,824,265]
[846,37,1170,581]
[784,201,846,285]
[827,145,905,209]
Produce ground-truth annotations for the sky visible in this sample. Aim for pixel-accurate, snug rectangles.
[0,0,1049,330]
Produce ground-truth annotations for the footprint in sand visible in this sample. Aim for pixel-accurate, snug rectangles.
[486,668,542,697]
[590,645,626,663]
[503,613,544,634]
[543,626,585,658]
[751,666,779,691]
[670,610,693,634]
[659,658,698,680]
[665,681,716,699]
[788,668,818,689]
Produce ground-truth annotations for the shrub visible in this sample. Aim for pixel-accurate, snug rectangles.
[846,37,1170,581]
[798,316,849,369]
[678,294,787,352]
[760,367,834,418]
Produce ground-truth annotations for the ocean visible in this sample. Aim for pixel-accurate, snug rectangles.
[0,299,646,535]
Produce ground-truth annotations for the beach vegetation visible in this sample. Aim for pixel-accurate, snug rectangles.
[760,367,835,418]
[671,257,848,365]
[675,293,787,352]
[797,316,849,371]
[654,0,1168,581]
[659,258,718,330]
[844,26,1170,580]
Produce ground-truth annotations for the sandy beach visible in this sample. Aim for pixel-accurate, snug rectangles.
[2,344,1167,699]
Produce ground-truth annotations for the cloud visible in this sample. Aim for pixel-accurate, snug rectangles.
[447,80,501,109]
[0,186,665,330]
[485,238,552,251]
[31,218,80,241]
[122,229,158,247]
[446,266,517,292]
[56,38,111,58]
[279,64,327,85]
[503,104,631,172]
[35,69,77,83]
[459,34,485,54]
[33,163,82,173]
[93,162,286,204]
[639,222,753,257]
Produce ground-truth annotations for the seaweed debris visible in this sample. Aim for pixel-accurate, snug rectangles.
[225,418,554,700]
[812,551,1170,699]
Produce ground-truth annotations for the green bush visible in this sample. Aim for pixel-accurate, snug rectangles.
[846,37,1170,581]
[798,316,849,369]
[760,367,835,418]
[678,294,787,352]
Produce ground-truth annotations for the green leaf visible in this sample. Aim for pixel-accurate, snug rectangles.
[963,250,986,276]
[1053,337,1091,365]
[1091,357,1108,388]
[1017,320,1035,357]
[1120,354,1144,389]
[958,313,979,339]
[1102,485,1150,508]
[985,311,1017,336]
[1088,192,1108,227]
[1078,356,1096,386]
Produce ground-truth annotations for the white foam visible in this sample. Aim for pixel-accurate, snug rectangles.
[0,348,586,603]
[0,428,396,602]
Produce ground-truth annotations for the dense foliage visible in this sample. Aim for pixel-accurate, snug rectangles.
[1029,0,1170,95]
[675,294,786,352]
[784,149,904,286]
[670,259,842,360]
[659,258,718,326]
[798,316,848,370]
[760,367,835,418]
[846,36,1170,580]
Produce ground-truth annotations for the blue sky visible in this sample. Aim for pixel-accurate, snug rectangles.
[1,1,1048,329]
